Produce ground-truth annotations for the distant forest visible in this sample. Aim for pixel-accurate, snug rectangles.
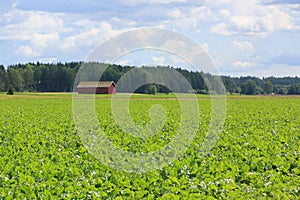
[1,62,300,95]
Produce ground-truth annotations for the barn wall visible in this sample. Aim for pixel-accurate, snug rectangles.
[96,88,108,94]
[77,84,115,94]
[108,85,116,94]
[77,88,97,94]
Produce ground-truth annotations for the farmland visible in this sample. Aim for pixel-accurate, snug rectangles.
[0,93,299,199]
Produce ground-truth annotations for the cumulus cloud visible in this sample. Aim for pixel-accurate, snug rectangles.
[265,0,300,5]
[206,0,233,6]
[190,6,213,21]
[214,40,258,73]
[31,33,60,48]
[232,61,256,68]
[152,56,166,65]
[0,8,133,62]
[11,1,18,9]
[200,43,208,53]
[0,9,65,42]
[210,0,295,36]
[61,22,121,49]
[167,9,183,18]
[231,41,255,56]
[211,23,235,36]
[122,0,187,6]
[230,7,293,33]
[161,40,188,52]
[219,9,231,18]
[115,59,134,66]
[38,57,58,63]
[15,45,39,57]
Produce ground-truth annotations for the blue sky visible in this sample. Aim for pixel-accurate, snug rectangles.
[0,0,299,77]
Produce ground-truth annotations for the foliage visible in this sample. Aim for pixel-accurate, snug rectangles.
[0,94,299,199]
[288,83,300,95]
[240,80,258,95]
[263,81,274,94]
[7,68,24,92]
[274,85,289,95]
[222,77,237,94]
[7,86,14,95]
[0,62,300,94]
[0,65,7,92]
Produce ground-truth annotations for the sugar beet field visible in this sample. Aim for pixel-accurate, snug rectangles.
[0,93,299,199]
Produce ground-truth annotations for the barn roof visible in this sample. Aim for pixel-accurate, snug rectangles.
[77,81,115,88]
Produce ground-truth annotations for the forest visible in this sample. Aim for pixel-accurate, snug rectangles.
[0,62,300,95]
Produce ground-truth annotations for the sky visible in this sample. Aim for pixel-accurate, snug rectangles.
[0,0,299,77]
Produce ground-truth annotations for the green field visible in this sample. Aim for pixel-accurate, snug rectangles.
[0,93,299,199]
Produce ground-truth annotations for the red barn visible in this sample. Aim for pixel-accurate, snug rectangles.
[77,81,116,94]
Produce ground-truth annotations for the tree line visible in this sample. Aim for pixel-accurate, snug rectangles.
[0,62,300,95]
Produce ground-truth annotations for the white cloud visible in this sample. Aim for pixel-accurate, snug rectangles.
[39,57,58,63]
[0,9,130,62]
[165,5,213,29]
[231,41,255,55]
[115,59,133,66]
[232,61,256,68]
[61,22,122,50]
[229,7,293,33]
[219,9,231,18]
[200,43,208,53]
[0,9,66,61]
[152,56,166,65]
[164,17,198,32]
[265,7,294,30]
[168,9,183,18]
[15,45,39,57]
[161,40,187,52]
[160,5,213,32]
[61,36,76,49]
[11,1,18,9]
[206,0,233,6]
[31,33,60,48]
[122,0,186,6]
[170,54,187,65]
[215,40,258,73]
[230,16,260,32]
[230,0,258,15]
[0,9,65,41]
[211,23,235,36]
[190,6,213,21]
[210,1,295,36]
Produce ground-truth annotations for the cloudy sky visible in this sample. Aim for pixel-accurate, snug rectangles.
[0,0,299,77]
